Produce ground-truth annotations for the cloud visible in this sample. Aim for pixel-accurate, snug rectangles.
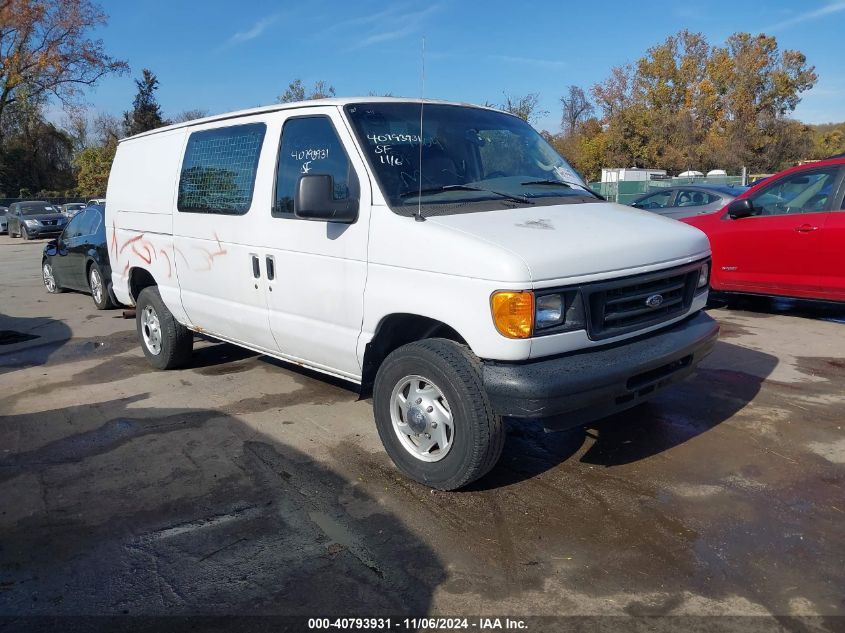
[227,14,279,45]
[348,3,442,49]
[490,55,567,70]
[764,0,845,31]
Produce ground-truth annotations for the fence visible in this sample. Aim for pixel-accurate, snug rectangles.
[589,175,745,205]
[0,197,86,208]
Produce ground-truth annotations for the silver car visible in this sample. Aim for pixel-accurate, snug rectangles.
[630,185,747,219]
[62,202,88,218]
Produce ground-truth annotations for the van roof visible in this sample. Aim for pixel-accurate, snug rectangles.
[121,97,500,142]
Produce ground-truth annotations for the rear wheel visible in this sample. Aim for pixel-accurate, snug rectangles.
[88,264,115,310]
[373,338,505,491]
[42,261,63,294]
[136,286,193,369]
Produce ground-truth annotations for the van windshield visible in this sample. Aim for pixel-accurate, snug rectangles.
[344,103,596,215]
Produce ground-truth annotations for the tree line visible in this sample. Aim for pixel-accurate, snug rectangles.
[1,1,842,199]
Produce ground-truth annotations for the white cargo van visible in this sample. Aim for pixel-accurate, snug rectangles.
[107,98,718,490]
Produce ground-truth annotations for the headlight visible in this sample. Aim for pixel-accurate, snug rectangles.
[24,219,38,227]
[491,291,534,339]
[535,294,564,329]
[697,264,709,289]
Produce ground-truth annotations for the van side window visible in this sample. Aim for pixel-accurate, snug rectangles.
[273,117,356,216]
[178,123,266,215]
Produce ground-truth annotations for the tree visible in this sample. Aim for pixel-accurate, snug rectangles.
[172,109,209,123]
[93,112,122,145]
[0,99,75,195]
[580,30,817,175]
[310,80,336,100]
[123,69,166,136]
[0,0,127,140]
[498,92,548,124]
[63,107,89,152]
[560,86,593,136]
[277,79,335,103]
[705,33,817,171]
[75,142,115,198]
[809,122,845,159]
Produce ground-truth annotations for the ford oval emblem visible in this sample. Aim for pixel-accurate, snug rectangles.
[645,294,664,308]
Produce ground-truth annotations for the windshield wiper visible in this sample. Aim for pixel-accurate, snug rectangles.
[520,179,573,187]
[521,179,604,200]
[399,184,533,204]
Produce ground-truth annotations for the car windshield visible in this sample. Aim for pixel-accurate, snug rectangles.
[344,103,594,214]
[21,203,54,215]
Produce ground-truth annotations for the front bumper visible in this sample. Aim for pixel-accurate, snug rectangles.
[26,225,63,237]
[482,311,719,429]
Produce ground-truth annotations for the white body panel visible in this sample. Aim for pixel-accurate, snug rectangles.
[170,113,278,354]
[107,98,711,385]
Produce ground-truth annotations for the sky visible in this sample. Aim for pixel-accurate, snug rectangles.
[79,0,845,133]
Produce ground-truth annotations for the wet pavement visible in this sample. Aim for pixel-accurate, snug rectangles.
[0,235,843,628]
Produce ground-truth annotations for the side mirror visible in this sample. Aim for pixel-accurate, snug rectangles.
[727,198,755,219]
[294,175,358,224]
[44,240,58,256]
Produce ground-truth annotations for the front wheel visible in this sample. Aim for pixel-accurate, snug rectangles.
[135,286,193,369]
[88,264,115,310]
[20,225,29,240]
[42,261,63,294]
[373,338,505,491]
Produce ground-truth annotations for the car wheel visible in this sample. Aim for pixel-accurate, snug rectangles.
[373,338,505,491]
[88,264,115,310]
[42,261,63,294]
[136,286,193,370]
[20,225,29,240]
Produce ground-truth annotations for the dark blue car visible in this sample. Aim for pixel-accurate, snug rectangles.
[41,204,117,309]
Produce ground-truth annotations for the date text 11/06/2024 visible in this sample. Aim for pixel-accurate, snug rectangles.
[307,617,529,630]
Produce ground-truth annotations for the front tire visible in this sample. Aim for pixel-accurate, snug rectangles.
[135,286,193,369]
[88,264,115,310]
[42,261,63,294]
[20,225,29,240]
[373,338,505,491]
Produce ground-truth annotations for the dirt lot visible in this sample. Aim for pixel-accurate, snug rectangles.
[1,234,843,627]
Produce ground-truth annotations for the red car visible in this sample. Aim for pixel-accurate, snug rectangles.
[682,156,845,302]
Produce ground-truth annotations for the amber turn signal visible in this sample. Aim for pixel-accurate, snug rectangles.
[490,291,534,339]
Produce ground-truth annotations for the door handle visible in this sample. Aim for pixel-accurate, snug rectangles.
[251,255,260,278]
[266,256,275,281]
[795,224,819,233]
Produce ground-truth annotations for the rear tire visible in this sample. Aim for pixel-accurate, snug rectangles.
[373,338,505,491]
[88,264,115,310]
[135,286,193,369]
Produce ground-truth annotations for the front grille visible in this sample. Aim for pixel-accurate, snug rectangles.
[43,220,56,226]
[585,263,702,340]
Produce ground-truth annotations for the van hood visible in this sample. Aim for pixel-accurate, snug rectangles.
[427,201,711,283]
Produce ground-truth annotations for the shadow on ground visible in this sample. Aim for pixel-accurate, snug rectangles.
[0,313,73,373]
[0,396,446,619]
[470,340,779,489]
[710,293,845,324]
